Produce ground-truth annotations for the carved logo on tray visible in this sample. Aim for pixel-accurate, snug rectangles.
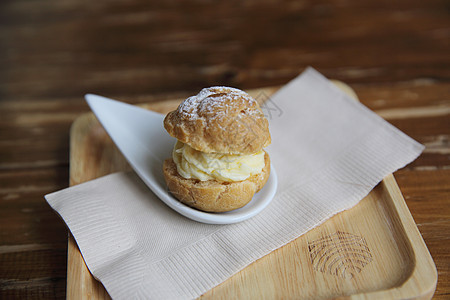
[308,231,373,278]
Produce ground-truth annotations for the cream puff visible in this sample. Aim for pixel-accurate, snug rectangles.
[163,87,271,212]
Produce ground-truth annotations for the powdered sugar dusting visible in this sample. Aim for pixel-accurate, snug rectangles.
[177,86,260,121]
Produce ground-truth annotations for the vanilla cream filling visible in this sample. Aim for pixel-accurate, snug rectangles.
[172,141,265,182]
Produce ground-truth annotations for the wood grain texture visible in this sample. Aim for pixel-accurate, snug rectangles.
[67,92,437,299]
[0,0,449,298]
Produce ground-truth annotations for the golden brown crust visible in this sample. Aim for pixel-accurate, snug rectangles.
[163,151,271,212]
[163,86,271,155]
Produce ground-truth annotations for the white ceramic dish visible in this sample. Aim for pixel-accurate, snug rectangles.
[85,94,278,224]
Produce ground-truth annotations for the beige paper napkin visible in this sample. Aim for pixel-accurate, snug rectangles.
[45,68,424,299]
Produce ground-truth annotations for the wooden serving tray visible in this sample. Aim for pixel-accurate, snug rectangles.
[68,86,437,299]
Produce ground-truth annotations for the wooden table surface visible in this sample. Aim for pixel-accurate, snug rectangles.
[0,0,448,299]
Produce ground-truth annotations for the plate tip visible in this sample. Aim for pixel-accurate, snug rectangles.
[84,94,93,104]
[84,93,97,101]
[85,94,108,107]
